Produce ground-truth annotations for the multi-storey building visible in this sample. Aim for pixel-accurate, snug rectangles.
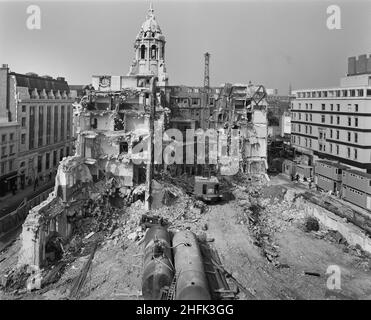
[291,54,371,173]
[166,85,219,132]
[0,122,19,196]
[0,64,75,194]
[210,83,268,174]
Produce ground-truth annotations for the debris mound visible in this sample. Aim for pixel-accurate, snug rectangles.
[1,265,30,293]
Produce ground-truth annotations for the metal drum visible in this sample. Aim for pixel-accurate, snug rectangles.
[173,230,211,300]
[142,225,174,300]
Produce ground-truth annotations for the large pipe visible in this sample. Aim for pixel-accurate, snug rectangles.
[173,230,211,300]
[142,225,174,300]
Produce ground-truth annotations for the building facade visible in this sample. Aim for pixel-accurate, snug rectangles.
[342,169,371,210]
[0,64,75,194]
[167,85,219,131]
[291,55,371,173]
[210,83,268,174]
[0,122,19,196]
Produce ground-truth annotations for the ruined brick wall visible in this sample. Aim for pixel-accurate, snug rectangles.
[18,156,93,268]
[18,192,69,268]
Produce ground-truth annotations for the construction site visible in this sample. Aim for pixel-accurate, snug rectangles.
[1,4,371,301]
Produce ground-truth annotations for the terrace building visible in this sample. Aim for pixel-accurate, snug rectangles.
[0,64,75,195]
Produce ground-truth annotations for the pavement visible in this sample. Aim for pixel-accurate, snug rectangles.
[0,181,55,218]
[0,227,21,253]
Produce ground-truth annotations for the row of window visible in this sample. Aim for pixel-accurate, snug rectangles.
[0,145,16,158]
[294,102,359,113]
[344,186,365,196]
[171,87,220,94]
[37,147,70,173]
[0,146,71,176]
[345,172,370,181]
[318,175,332,183]
[316,162,336,170]
[139,44,164,60]
[1,133,15,143]
[0,159,15,175]
[329,129,358,143]
[292,135,359,160]
[296,89,371,99]
[293,124,360,144]
[293,113,359,127]
[171,97,201,105]
[293,123,313,134]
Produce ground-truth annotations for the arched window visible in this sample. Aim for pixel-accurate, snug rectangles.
[152,32,155,37]
[140,45,146,59]
[150,45,157,59]
[161,46,164,59]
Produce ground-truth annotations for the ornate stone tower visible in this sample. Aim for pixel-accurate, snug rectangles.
[127,4,168,86]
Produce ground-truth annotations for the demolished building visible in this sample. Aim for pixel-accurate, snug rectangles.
[210,83,268,175]
[17,4,268,270]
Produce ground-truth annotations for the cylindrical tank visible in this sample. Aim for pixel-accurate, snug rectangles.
[142,226,174,300]
[173,230,211,300]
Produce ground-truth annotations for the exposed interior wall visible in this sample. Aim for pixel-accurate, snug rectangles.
[18,193,70,268]
[18,156,93,268]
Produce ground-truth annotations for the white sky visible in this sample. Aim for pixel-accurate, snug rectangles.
[0,0,370,94]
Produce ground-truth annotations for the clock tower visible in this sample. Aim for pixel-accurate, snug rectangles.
[127,3,168,87]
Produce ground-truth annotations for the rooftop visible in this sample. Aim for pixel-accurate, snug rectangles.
[10,72,70,92]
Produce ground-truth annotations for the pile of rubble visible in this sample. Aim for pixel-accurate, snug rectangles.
[89,178,209,253]
[233,180,371,274]
[0,174,212,298]
[233,183,307,267]
[0,265,30,294]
